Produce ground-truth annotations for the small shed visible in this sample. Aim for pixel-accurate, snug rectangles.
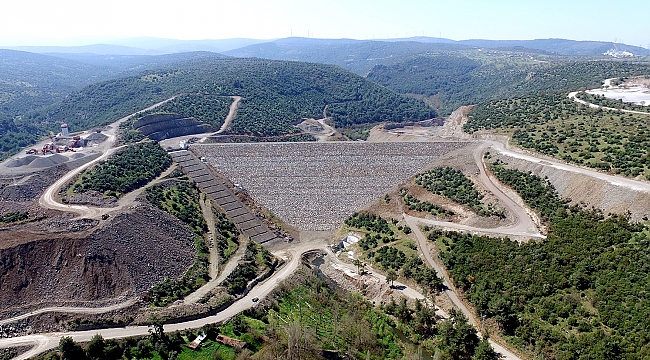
[187,332,207,350]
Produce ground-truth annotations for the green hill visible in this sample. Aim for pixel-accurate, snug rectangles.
[368,55,650,114]
[1,57,433,159]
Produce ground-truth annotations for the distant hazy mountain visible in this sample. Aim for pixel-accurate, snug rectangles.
[379,36,458,44]
[457,38,650,56]
[224,37,469,75]
[6,36,646,59]
[42,51,228,70]
[6,44,165,56]
[0,50,228,119]
[110,37,270,53]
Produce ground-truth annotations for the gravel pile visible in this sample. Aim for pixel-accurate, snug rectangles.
[192,142,468,230]
[0,166,68,201]
[63,190,117,207]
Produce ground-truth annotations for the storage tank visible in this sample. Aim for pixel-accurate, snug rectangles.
[61,124,69,136]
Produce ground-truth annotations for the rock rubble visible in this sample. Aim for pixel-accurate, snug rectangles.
[192,142,469,230]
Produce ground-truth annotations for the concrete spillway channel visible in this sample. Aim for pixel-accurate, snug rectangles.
[169,150,278,244]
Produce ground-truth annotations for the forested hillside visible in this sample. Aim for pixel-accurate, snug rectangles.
[437,165,650,359]
[24,58,434,138]
[466,93,650,179]
[368,56,650,114]
[0,50,117,122]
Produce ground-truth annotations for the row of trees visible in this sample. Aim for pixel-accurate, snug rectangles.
[222,241,274,295]
[400,188,455,217]
[215,210,240,265]
[415,167,499,217]
[345,212,394,235]
[0,211,29,224]
[145,178,210,306]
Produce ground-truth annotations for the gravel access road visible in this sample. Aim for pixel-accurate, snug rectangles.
[568,78,650,115]
[38,97,179,219]
[405,217,522,360]
[0,241,316,360]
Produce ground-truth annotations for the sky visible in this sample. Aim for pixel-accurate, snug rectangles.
[1,0,649,47]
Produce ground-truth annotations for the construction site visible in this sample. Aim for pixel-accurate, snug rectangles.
[1,85,650,360]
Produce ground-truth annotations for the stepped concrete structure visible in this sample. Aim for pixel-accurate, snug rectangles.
[169,150,278,244]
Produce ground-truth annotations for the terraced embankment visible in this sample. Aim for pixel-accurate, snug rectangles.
[133,114,215,141]
[488,141,650,222]
[169,150,278,244]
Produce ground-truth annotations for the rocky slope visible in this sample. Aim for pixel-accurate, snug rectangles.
[0,204,196,320]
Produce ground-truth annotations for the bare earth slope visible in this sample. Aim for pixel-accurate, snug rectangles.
[0,204,195,320]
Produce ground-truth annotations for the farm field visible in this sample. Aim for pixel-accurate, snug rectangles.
[192,141,471,231]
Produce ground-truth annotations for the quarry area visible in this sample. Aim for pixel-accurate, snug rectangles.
[587,77,650,106]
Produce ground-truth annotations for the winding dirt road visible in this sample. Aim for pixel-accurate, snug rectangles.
[38,97,180,219]
[181,240,248,305]
[487,140,650,193]
[0,300,139,327]
[405,217,522,360]
[568,77,650,116]
[216,96,242,134]
[0,243,311,360]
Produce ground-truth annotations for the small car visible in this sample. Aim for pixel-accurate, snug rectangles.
[252,297,259,302]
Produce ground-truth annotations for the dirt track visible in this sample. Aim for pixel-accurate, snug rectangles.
[405,216,522,360]
[568,78,650,115]
[216,96,242,134]
[38,97,180,219]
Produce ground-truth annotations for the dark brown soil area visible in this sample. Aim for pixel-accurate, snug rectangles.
[0,166,70,224]
[0,346,31,359]
[0,204,196,321]
[62,190,118,207]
